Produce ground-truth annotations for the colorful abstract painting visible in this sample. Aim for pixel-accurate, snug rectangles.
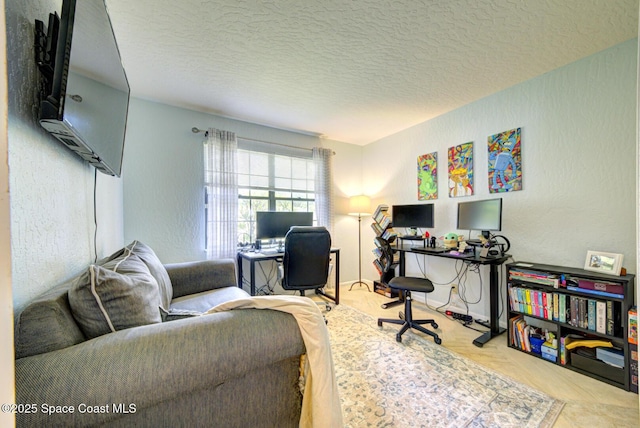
[448,142,474,197]
[417,152,437,200]
[488,127,522,193]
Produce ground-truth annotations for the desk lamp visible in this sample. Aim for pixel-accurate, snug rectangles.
[348,195,371,291]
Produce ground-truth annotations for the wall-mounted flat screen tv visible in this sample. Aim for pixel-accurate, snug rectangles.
[35,0,130,176]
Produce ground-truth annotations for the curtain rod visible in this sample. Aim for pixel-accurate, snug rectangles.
[191,127,334,155]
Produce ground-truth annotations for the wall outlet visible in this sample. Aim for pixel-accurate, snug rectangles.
[448,286,465,311]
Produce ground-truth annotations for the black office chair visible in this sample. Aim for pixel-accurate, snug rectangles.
[278,226,333,308]
[375,237,442,344]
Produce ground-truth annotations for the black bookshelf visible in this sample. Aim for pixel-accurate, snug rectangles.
[371,205,400,302]
[506,262,636,391]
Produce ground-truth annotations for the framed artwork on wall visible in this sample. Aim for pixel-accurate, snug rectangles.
[488,127,522,193]
[417,152,437,200]
[448,142,474,197]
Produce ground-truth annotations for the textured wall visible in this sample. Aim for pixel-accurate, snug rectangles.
[362,39,638,321]
[122,99,362,282]
[7,0,125,312]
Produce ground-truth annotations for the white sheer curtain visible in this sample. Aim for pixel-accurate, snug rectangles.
[204,128,238,259]
[313,147,334,234]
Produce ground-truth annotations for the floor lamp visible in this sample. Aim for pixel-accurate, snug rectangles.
[348,195,371,291]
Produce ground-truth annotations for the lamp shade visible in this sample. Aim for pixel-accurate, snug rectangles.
[348,195,371,216]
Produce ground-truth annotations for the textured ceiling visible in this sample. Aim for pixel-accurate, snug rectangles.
[106,0,638,145]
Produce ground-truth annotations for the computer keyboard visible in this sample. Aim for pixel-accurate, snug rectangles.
[261,248,281,255]
[412,246,447,254]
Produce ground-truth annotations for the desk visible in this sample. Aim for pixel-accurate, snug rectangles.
[397,245,509,347]
[237,248,340,304]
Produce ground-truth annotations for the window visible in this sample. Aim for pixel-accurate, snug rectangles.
[236,149,315,244]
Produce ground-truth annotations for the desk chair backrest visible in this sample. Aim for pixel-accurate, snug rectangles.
[282,226,331,292]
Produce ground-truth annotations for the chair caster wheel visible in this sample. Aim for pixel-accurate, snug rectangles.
[395,334,402,342]
[434,337,442,345]
[432,322,439,329]
[326,305,332,311]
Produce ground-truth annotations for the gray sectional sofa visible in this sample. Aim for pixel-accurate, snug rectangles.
[13,241,305,427]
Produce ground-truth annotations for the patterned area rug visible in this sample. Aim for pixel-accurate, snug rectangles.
[325,304,564,428]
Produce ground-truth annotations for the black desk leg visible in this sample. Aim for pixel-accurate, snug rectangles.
[236,254,243,291]
[236,255,254,295]
[381,248,404,310]
[249,260,256,296]
[315,252,341,305]
[472,263,507,347]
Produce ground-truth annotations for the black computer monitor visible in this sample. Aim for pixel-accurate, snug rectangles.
[392,203,434,228]
[456,198,502,239]
[256,211,313,240]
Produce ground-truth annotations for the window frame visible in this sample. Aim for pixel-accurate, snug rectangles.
[204,143,316,248]
[237,148,316,244]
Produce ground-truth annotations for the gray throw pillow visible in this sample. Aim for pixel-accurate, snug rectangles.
[69,251,162,339]
[125,240,173,310]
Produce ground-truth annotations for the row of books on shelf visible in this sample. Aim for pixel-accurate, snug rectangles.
[509,315,626,372]
[373,204,391,225]
[509,268,560,287]
[374,214,391,229]
[371,222,397,240]
[510,269,626,298]
[372,247,399,261]
[372,247,383,259]
[373,259,384,276]
[373,281,399,298]
[631,343,639,393]
[508,286,621,336]
[372,255,399,276]
[509,315,557,360]
[630,307,638,344]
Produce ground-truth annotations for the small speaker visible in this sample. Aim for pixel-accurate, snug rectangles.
[255,239,261,250]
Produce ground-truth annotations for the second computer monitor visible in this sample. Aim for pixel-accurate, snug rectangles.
[256,211,313,240]
[392,203,434,229]
[456,198,502,239]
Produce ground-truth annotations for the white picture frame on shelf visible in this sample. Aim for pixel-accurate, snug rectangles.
[584,250,624,276]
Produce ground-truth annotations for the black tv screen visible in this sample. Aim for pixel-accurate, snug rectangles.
[457,198,502,238]
[36,0,130,176]
[256,212,313,239]
[392,204,434,228]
